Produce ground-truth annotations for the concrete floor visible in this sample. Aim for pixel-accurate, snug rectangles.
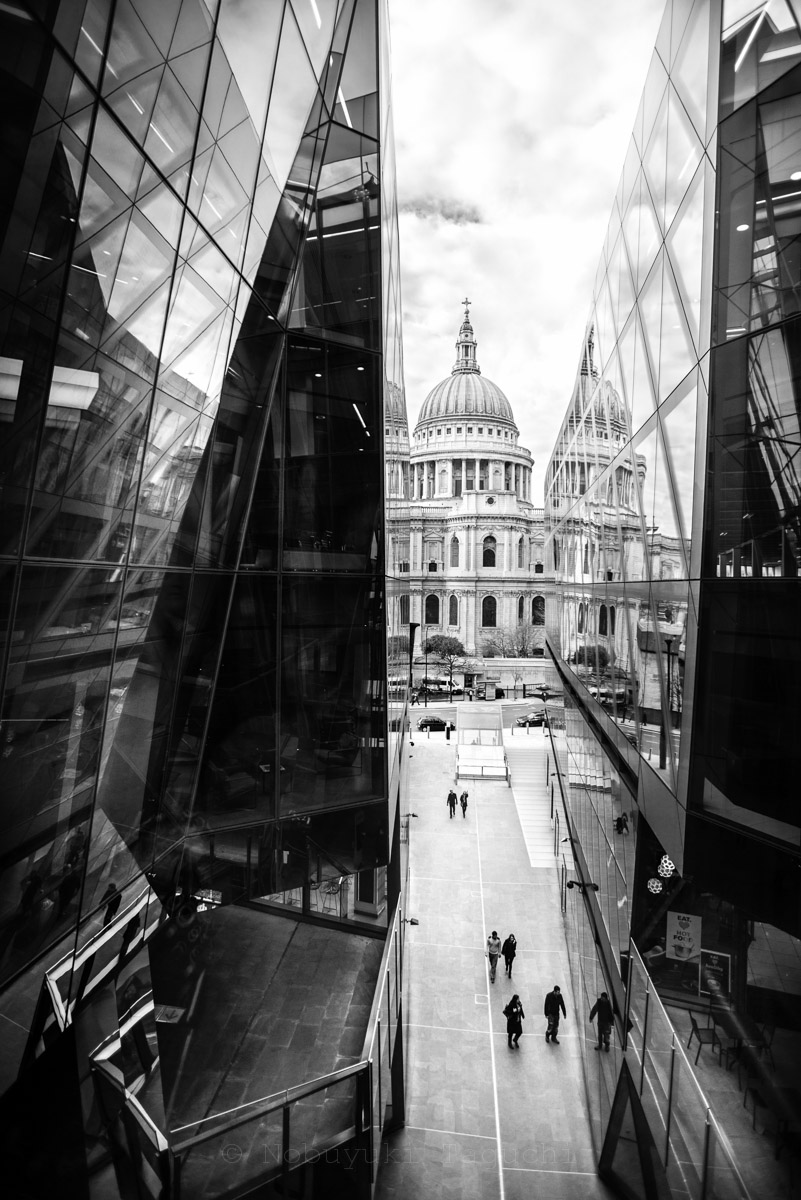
[376,725,617,1200]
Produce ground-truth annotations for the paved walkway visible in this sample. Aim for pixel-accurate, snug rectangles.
[375,722,616,1200]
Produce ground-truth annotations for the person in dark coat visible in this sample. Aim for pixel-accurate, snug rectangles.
[544,984,567,1043]
[459,790,468,818]
[589,991,614,1051]
[504,994,525,1047]
[501,933,517,977]
[446,789,457,818]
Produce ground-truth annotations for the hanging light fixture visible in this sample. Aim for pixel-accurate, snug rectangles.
[658,855,675,878]
[647,878,663,895]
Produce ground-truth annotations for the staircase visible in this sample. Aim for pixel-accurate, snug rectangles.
[505,738,559,868]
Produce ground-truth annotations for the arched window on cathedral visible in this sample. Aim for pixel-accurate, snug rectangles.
[599,604,608,636]
[425,594,439,625]
[482,535,496,567]
[450,535,459,567]
[517,536,524,568]
[610,605,616,635]
[577,602,585,633]
[399,595,410,625]
[532,596,545,626]
[449,595,458,626]
[482,596,497,627]
[518,595,524,622]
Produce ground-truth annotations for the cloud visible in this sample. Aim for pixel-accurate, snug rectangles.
[388,0,666,494]
[399,196,483,225]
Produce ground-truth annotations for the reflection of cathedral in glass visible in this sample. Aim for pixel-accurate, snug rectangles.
[545,3,801,1197]
[0,3,409,1196]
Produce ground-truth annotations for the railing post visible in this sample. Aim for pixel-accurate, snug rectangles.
[640,986,650,1096]
[281,1101,290,1194]
[701,1112,712,1200]
[664,1038,676,1166]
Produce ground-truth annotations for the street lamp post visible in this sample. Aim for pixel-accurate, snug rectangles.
[659,635,675,770]
[423,630,429,708]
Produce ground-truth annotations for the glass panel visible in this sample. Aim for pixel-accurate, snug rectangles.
[192,572,276,836]
[279,577,385,816]
[618,309,657,439]
[263,3,319,190]
[665,84,703,234]
[660,372,699,547]
[665,157,706,352]
[283,343,380,572]
[0,565,121,984]
[642,88,668,234]
[664,1052,705,1200]
[671,0,711,144]
[290,130,380,347]
[216,0,283,133]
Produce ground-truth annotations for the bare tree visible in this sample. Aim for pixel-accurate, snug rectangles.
[481,624,538,658]
[424,635,469,698]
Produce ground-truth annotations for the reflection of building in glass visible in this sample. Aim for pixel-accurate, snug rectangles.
[545,3,801,1196]
[409,305,551,658]
[0,3,409,1197]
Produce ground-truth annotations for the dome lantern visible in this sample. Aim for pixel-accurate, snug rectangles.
[453,297,480,375]
[414,304,519,433]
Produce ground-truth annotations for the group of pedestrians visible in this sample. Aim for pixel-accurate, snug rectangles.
[485,925,613,1051]
[442,781,615,1054]
[446,787,468,819]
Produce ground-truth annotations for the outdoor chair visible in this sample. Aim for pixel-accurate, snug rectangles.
[687,1013,722,1065]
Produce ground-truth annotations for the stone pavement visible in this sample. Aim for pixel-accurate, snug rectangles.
[375,720,617,1200]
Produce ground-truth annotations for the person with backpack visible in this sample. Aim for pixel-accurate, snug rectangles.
[504,994,525,1047]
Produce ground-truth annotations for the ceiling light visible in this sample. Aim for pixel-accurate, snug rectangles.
[736,223,750,232]
[792,171,801,181]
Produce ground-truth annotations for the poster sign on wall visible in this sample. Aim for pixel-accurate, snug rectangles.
[699,950,731,1000]
[666,911,702,961]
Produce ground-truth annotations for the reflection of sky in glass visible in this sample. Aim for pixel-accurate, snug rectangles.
[661,375,699,541]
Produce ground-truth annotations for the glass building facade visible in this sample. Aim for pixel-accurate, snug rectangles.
[0,1,410,1196]
[545,2,801,1196]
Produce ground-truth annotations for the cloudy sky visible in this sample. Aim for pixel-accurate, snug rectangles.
[387,0,666,497]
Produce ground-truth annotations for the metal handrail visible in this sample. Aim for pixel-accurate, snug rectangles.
[170,1059,371,1152]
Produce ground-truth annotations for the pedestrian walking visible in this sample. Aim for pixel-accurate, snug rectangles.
[589,990,614,1052]
[501,933,517,977]
[459,790,468,818]
[486,930,501,982]
[503,994,525,1047]
[446,789,457,818]
[544,984,567,1043]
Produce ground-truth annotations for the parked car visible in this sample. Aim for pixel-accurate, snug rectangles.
[515,710,546,727]
[416,715,455,732]
[531,686,561,700]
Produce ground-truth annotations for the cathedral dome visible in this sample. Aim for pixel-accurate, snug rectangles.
[414,306,518,432]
